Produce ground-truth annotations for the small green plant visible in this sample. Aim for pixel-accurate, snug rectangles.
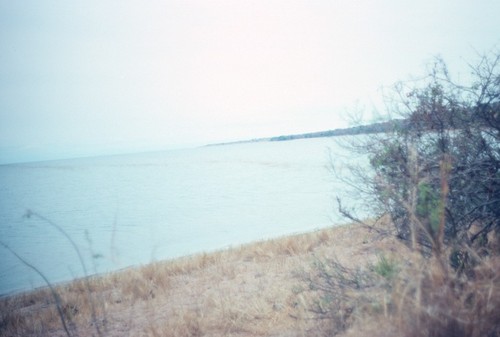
[372,255,399,281]
[416,182,441,233]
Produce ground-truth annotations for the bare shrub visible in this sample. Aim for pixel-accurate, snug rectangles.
[320,48,500,337]
[335,49,500,255]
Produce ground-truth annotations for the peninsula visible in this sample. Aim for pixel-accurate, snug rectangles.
[207,119,406,146]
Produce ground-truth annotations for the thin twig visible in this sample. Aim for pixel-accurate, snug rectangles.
[25,210,103,337]
[0,241,73,337]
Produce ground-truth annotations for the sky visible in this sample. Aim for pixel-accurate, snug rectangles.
[1,0,499,164]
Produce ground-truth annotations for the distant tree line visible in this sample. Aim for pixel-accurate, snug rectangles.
[269,120,408,142]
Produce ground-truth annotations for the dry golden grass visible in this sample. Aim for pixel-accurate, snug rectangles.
[342,248,500,337]
[2,220,498,336]
[305,230,500,337]
[1,222,394,337]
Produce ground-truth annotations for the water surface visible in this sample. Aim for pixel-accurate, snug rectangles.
[0,137,362,295]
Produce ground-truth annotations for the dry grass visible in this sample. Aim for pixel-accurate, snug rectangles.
[340,251,500,337]
[0,223,391,337]
[1,221,498,336]
[303,232,500,337]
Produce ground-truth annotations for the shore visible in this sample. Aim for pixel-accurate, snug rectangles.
[0,221,406,337]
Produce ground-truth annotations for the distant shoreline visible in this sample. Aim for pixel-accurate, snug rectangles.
[206,119,406,147]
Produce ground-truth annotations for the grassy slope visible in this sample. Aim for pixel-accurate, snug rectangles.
[3,220,498,337]
[0,222,405,337]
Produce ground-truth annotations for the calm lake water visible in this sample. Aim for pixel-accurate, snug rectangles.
[0,137,365,295]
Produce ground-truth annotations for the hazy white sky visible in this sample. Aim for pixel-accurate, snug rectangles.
[1,0,499,163]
